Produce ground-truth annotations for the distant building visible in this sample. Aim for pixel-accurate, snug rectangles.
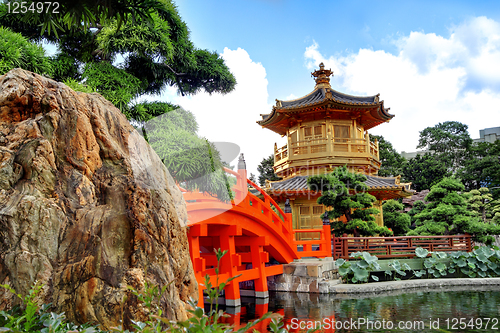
[473,126,500,143]
[401,150,430,159]
[401,126,500,158]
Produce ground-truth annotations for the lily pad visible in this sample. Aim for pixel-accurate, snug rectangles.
[415,247,429,258]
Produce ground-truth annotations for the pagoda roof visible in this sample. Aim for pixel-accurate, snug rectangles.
[280,86,378,109]
[266,175,413,194]
[258,63,394,135]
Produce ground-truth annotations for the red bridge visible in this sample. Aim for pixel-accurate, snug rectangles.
[181,157,331,307]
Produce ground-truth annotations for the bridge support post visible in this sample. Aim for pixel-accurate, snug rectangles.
[250,241,269,298]
[218,225,242,307]
[186,224,207,308]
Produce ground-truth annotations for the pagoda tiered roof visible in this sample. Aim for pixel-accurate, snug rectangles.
[257,63,394,135]
[266,174,414,200]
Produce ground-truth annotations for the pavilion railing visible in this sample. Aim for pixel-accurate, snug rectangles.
[274,137,380,165]
[332,234,473,260]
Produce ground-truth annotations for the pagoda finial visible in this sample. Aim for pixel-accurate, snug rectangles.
[311,62,333,87]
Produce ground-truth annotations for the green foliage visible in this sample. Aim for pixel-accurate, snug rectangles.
[308,166,393,237]
[370,135,406,177]
[335,252,382,283]
[401,153,448,192]
[382,199,411,236]
[0,27,52,76]
[50,52,80,82]
[407,200,427,226]
[82,61,143,113]
[0,0,162,38]
[340,247,500,284]
[257,155,281,187]
[414,246,500,279]
[417,121,472,173]
[464,187,496,221]
[96,5,236,96]
[386,260,412,281]
[130,101,180,123]
[63,78,95,93]
[0,0,236,121]
[407,177,500,244]
[144,107,234,202]
[459,140,500,192]
[0,282,98,333]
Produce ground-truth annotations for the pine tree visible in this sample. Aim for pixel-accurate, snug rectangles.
[383,200,411,236]
[464,187,495,222]
[257,155,281,187]
[408,178,500,245]
[307,166,393,237]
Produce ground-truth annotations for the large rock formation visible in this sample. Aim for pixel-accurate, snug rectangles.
[0,69,197,328]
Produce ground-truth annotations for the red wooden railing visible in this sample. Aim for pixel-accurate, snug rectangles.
[332,234,473,259]
[293,225,331,258]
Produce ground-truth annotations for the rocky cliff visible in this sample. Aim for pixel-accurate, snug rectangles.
[0,69,197,328]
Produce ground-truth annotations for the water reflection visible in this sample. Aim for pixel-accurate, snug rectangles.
[216,286,500,332]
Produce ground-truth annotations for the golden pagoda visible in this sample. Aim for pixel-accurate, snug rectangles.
[257,63,413,237]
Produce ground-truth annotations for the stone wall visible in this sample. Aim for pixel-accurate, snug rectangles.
[268,258,339,294]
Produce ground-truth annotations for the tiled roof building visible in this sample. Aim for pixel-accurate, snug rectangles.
[257,63,413,236]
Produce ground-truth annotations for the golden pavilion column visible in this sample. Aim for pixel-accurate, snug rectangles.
[326,116,332,156]
[373,199,384,227]
[365,132,370,155]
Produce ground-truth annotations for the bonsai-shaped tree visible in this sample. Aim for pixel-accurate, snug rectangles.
[408,178,500,244]
[383,200,411,236]
[408,200,427,229]
[464,187,498,222]
[307,166,393,237]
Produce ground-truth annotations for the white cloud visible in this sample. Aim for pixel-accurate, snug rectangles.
[304,17,500,153]
[162,47,285,177]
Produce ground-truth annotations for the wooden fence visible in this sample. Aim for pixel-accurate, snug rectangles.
[332,234,473,259]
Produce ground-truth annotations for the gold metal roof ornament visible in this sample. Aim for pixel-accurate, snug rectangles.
[311,62,333,87]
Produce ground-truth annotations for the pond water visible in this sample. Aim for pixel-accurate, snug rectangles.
[218,286,500,332]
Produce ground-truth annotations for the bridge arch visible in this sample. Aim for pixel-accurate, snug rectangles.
[183,165,330,306]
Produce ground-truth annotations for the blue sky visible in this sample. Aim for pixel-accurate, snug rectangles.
[176,0,499,99]
[156,0,500,176]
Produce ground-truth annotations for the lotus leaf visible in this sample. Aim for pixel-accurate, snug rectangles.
[352,266,369,282]
[356,260,369,269]
[362,252,377,264]
[435,263,446,272]
[467,257,477,265]
[415,247,429,258]
[477,262,488,271]
[338,266,350,276]
[435,252,447,259]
